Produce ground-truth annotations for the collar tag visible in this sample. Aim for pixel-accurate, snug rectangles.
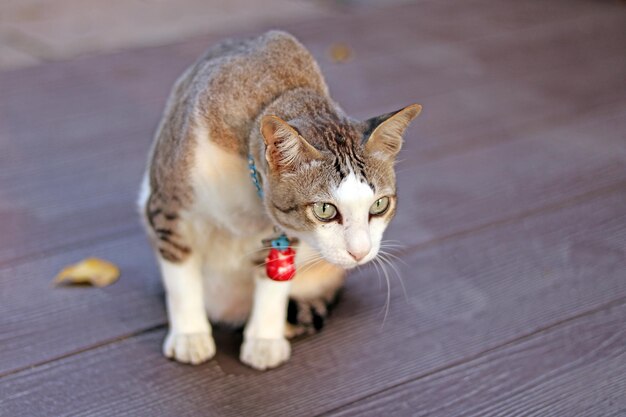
[265,233,296,281]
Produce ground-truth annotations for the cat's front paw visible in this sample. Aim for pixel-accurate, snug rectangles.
[163,331,216,365]
[240,337,291,370]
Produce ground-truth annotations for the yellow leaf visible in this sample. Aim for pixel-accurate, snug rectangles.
[54,257,120,288]
[329,43,352,63]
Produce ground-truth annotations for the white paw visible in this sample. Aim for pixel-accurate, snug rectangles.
[163,331,216,365]
[240,337,291,371]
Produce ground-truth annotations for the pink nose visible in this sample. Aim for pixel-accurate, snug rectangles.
[348,249,369,262]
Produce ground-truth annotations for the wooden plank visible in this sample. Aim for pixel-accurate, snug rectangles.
[1,190,625,416]
[389,107,626,247]
[1,2,624,267]
[296,0,621,62]
[0,233,164,376]
[329,301,626,417]
[323,11,626,121]
[405,61,626,162]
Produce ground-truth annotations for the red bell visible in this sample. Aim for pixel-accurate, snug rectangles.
[265,247,296,281]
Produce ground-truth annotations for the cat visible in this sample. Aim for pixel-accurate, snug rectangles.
[138,30,421,370]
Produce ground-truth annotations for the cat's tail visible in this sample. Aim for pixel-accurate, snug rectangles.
[285,288,342,338]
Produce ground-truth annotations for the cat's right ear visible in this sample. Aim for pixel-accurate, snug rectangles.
[260,115,321,172]
[363,104,422,159]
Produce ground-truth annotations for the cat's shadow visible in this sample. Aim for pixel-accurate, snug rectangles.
[146,286,363,375]
[210,324,310,376]
[210,325,253,375]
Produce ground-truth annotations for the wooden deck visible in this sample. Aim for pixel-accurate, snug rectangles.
[1,0,625,415]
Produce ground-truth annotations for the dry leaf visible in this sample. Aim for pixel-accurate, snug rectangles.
[329,43,352,63]
[54,257,120,287]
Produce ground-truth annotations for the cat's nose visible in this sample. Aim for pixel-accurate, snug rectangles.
[346,229,371,262]
[348,248,369,262]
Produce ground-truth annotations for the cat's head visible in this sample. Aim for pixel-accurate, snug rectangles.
[260,104,421,269]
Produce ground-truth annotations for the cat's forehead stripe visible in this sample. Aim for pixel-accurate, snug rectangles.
[317,123,370,185]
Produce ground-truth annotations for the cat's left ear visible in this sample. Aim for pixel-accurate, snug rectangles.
[261,115,321,173]
[363,104,422,158]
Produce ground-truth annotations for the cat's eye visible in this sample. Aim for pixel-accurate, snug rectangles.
[369,196,390,215]
[312,202,338,221]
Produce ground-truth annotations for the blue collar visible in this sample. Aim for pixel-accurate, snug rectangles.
[247,154,264,198]
[248,153,291,250]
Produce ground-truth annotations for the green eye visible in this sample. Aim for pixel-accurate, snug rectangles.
[369,196,390,215]
[312,202,338,221]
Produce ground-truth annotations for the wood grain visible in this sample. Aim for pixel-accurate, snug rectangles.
[0,233,164,376]
[1,190,624,416]
[390,107,626,247]
[328,301,626,417]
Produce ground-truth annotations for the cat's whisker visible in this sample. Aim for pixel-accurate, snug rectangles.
[296,256,322,273]
[240,247,271,261]
[379,243,405,250]
[253,258,276,269]
[378,247,404,257]
[253,249,319,267]
[378,247,407,258]
[294,253,326,276]
[298,252,325,266]
[369,254,384,291]
[379,243,405,248]
[379,241,408,261]
[297,252,322,263]
[296,258,326,278]
[253,255,317,273]
[380,239,406,248]
[252,252,323,282]
[378,252,408,304]
[379,248,405,256]
[378,249,408,268]
[375,256,392,330]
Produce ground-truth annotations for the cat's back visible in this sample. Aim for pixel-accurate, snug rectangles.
[185,30,328,154]
[145,31,328,213]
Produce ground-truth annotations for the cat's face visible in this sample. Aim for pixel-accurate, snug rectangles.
[261,104,421,269]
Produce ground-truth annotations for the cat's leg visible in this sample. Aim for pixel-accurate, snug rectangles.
[141,182,215,365]
[159,253,216,365]
[286,243,346,338]
[241,272,292,370]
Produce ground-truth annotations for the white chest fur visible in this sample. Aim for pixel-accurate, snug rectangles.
[190,125,270,237]
[184,126,273,322]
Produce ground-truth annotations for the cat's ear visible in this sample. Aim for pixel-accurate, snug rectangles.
[261,115,321,172]
[363,104,422,158]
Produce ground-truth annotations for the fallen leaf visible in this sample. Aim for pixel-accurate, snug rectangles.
[54,257,120,287]
[329,43,352,63]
